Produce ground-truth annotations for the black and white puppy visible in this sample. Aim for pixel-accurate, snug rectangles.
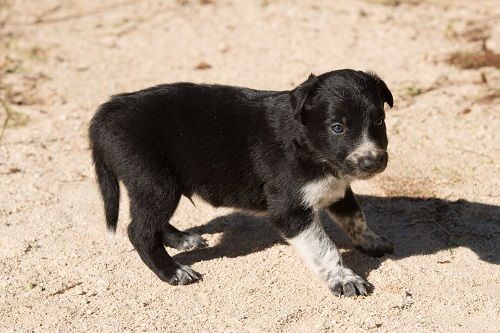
[89,69,394,297]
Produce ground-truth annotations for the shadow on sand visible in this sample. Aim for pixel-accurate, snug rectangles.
[174,196,499,275]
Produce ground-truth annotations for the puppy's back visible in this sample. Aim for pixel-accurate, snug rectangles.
[90,83,282,210]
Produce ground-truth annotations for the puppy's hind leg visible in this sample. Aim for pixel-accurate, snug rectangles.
[126,174,201,285]
[162,224,207,251]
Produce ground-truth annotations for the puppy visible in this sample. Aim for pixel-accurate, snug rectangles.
[89,69,394,297]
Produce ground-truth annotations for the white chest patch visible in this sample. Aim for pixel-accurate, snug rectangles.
[300,175,349,209]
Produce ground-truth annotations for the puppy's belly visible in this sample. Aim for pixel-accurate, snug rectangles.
[237,208,269,217]
[190,182,268,212]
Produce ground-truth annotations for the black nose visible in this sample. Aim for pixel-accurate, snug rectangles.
[359,152,388,173]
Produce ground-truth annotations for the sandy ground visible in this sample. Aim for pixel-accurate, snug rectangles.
[1,0,499,332]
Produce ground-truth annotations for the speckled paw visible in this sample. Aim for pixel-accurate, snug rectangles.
[327,267,370,297]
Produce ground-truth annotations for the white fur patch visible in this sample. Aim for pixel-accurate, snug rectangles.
[346,133,379,164]
[287,216,342,279]
[287,215,368,295]
[301,175,349,209]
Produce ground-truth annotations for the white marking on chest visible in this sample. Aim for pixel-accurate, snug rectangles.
[300,175,349,209]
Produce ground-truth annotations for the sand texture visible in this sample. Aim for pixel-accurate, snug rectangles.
[0,0,499,332]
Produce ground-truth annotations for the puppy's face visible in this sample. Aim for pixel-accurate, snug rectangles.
[292,70,393,179]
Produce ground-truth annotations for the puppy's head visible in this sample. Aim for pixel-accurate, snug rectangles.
[291,69,393,179]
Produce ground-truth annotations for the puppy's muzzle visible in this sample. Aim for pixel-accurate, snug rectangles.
[358,150,388,174]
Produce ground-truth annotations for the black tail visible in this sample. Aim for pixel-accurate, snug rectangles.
[93,151,120,232]
[89,104,120,232]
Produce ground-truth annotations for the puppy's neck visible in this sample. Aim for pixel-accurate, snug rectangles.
[293,136,343,180]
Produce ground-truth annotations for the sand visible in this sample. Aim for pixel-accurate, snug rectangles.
[0,0,499,332]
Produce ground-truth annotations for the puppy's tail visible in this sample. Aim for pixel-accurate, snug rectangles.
[89,104,120,233]
[92,152,120,232]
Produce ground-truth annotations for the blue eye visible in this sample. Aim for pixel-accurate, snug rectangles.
[331,124,344,134]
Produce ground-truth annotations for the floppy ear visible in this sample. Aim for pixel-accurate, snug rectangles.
[290,73,318,120]
[377,79,393,108]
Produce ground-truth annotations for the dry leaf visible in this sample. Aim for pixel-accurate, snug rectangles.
[194,61,212,70]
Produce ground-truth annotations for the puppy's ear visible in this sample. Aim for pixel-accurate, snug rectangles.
[377,78,393,108]
[368,71,394,108]
[290,73,319,120]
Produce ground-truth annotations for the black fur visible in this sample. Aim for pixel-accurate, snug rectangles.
[328,187,360,217]
[89,69,393,287]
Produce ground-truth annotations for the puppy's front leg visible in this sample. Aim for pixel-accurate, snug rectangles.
[327,187,393,257]
[272,208,368,296]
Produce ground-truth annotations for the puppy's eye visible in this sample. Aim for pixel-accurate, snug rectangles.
[331,124,344,134]
[374,119,384,127]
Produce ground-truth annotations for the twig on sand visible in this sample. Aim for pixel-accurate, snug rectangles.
[452,147,495,163]
[7,0,147,25]
[49,282,83,296]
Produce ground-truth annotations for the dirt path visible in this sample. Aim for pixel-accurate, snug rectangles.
[1,1,499,332]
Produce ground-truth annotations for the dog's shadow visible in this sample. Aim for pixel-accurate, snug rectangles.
[174,196,500,276]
